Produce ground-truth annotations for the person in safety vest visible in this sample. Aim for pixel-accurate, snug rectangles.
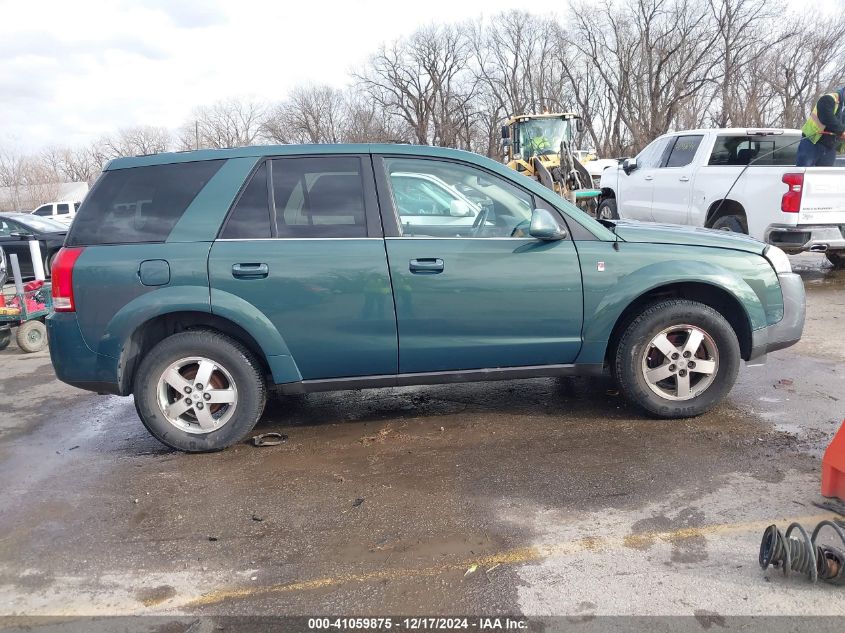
[796,87,845,167]
[525,124,551,156]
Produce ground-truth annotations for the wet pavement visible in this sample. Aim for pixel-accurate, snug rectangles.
[0,254,843,621]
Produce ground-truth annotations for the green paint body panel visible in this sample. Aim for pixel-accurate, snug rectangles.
[574,240,782,364]
[72,242,214,359]
[384,238,583,372]
[613,221,767,254]
[48,144,797,398]
[208,239,398,381]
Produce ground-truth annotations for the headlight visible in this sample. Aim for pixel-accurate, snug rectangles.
[764,246,792,274]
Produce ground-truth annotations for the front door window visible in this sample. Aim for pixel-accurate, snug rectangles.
[384,158,534,238]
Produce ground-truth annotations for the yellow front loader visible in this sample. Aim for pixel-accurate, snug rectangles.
[501,112,600,213]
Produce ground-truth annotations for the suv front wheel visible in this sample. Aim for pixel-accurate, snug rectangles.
[614,299,740,418]
[133,330,267,452]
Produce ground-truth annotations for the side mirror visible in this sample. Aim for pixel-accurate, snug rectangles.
[529,208,568,241]
[501,125,510,139]
[622,157,638,174]
[449,199,473,217]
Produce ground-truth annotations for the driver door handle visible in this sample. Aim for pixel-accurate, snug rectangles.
[409,258,444,274]
[644,175,654,181]
[679,176,690,182]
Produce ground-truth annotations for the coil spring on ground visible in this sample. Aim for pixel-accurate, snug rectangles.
[759,520,845,584]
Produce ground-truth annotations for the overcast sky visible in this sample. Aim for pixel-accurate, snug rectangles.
[1,0,545,151]
[1,0,839,152]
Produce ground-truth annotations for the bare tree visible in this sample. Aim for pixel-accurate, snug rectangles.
[0,145,61,211]
[101,125,172,157]
[356,23,475,147]
[766,15,845,127]
[708,0,789,127]
[262,85,347,144]
[342,92,409,143]
[178,98,267,149]
[566,0,723,152]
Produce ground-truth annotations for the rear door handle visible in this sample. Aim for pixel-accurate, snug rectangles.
[679,176,690,182]
[409,258,444,274]
[232,263,269,279]
[644,175,654,181]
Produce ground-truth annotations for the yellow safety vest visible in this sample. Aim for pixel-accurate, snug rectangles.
[802,92,845,151]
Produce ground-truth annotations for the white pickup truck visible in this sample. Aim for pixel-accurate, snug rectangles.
[31,201,80,227]
[598,128,845,268]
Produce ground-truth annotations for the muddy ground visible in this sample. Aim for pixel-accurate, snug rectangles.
[0,254,843,625]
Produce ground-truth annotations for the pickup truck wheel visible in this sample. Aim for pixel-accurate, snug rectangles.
[826,252,845,269]
[711,215,746,233]
[133,330,267,452]
[614,299,740,418]
[597,199,618,220]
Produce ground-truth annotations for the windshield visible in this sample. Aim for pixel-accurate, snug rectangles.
[15,215,66,232]
[518,118,574,159]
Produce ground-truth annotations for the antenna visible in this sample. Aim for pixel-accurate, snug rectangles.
[709,135,803,223]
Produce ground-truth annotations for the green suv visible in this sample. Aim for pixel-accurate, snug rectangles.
[47,144,804,452]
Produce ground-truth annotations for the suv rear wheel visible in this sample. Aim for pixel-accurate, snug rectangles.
[133,330,267,452]
[614,299,740,418]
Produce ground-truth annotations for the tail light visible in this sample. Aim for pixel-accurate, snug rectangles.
[51,247,84,312]
[781,173,804,213]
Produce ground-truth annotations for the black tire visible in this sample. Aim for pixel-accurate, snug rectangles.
[133,330,267,452]
[614,299,740,418]
[711,214,746,233]
[16,320,47,353]
[0,327,10,351]
[826,251,845,269]
[597,198,618,220]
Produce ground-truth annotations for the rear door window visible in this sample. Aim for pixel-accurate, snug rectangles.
[708,136,800,166]
[662,135,703,168]
[67,160,224,246]
[271,157,366,238]
[57,204,70,215]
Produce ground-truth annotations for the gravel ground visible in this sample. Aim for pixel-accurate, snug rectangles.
[0,253,842,627]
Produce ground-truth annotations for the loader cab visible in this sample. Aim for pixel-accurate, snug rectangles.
[502,113,583,163]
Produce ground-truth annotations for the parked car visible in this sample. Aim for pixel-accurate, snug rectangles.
[32,201,81,227]
[47,144,804,452]
[0,213,67,278]
[598,128,845,268]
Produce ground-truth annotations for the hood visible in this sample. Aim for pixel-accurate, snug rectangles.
[610,220,766,255]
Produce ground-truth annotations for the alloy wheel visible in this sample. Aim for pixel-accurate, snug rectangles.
[156,356,238,433]
[640,324,719,401]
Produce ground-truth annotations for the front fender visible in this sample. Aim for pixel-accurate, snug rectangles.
[575,243,774,364]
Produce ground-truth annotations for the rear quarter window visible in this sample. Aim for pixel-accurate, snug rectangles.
[67,160,224,246]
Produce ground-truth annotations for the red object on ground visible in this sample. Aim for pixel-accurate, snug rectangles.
[821,420,845,500]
